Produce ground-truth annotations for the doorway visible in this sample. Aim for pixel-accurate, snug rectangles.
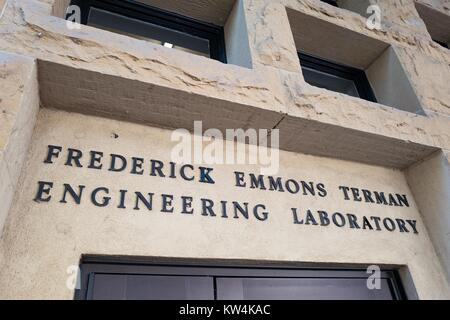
[75,260,406,300]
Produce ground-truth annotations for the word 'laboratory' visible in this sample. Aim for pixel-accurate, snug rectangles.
[32,180,418,234]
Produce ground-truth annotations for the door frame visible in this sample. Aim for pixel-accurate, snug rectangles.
[75,256,408,300]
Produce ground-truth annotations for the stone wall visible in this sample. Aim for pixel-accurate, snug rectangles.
[0,0,449,299]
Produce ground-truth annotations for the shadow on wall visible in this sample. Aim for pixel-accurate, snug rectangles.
[406,150,450,284]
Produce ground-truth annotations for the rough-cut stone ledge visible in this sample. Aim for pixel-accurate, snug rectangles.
[39,60,440,169]
[38,60,285,134]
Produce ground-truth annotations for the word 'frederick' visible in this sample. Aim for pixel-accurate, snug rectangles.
[43,145,215,184]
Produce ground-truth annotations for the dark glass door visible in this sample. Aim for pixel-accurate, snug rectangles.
[77,261,406,300]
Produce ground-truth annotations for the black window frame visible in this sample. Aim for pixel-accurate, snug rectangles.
[298,52,377,103]
[68,0,227,63]
[321,0,339,7]
[75,257,407,300]
[433,39,449,49]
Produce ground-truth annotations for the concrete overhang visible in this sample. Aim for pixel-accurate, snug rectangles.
[38,59,439,169]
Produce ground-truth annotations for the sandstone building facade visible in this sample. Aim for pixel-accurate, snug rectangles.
[0,0,449,299]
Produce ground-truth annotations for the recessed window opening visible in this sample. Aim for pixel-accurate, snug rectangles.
[415,2,450,50]
[287,8,425,114]
[68,0,227,62]
[299,52,377,102]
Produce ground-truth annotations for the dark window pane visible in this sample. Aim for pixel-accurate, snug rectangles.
[87,7,211,57]
[88,274,214,300]
[433,39,449,49]
[321,0,339,7]
[302,66,360,97]
[298,52,376,102]
[216,277,394,300]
